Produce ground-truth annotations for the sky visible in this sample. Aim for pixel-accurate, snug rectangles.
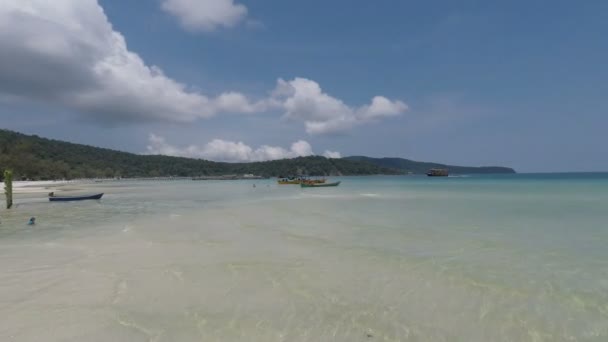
[0,0,606,172]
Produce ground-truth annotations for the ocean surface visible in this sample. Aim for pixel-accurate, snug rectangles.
[1,174,607,341]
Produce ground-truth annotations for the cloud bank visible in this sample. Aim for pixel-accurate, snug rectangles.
[147,134,340,162]
[0,0,407,135]
[161,0,248,32]
[0,0,259,123]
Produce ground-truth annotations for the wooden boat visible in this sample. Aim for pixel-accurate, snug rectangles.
[301,181,341,188]
[278,178,326,185]
[278,179,300,185]
[426,168,449,177]
[49,193,104,202]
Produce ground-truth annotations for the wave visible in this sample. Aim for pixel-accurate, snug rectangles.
[360,193,381,198]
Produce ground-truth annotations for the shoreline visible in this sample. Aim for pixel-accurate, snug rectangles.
[10,180,82,194]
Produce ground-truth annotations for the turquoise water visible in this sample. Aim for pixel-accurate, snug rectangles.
[1,174,607,341]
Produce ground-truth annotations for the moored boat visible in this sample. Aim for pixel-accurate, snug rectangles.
[301,181,341,188]
[278,177,326,185]
[49,193,104,202]
[278,179,301,185]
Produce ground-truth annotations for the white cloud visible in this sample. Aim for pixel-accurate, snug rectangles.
[358,96,408,120]
[0,0,258,123]
[270,78,407,135]
[0,1,407,135]
[146,134,328,162]
[161,0,248,32]
[290,140,314,157]
[213,92,267,113]
[323,150,341,159]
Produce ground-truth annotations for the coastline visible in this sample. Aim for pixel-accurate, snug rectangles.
[10,180,81,194]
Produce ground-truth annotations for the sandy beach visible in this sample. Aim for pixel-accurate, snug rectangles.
[10,180,76,193]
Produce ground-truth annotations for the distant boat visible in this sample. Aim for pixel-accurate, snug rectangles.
[278,179,301,185]
[193,174,267,180]
[426,169,449,177]
[278,177,326,185]
[49,193,104,202]
[301,181,341,188]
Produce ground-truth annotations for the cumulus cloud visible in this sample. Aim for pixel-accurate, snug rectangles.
[270,78,408,135]
[358,96,408,120]
[0,1,407,135]
[161,0,248,32]
[146,134,327,162]
[0,0,259,123]
[322,150,342,159]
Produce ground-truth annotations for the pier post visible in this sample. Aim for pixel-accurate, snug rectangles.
[4,170,12,209]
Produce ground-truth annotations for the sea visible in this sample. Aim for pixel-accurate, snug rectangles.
[1,173,607,341]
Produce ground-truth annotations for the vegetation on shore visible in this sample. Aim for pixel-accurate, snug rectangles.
[344,156,516,175]
[0,130,396,180]
[0,130,515,180]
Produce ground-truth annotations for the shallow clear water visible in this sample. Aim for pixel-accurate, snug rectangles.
[1,174,608,341]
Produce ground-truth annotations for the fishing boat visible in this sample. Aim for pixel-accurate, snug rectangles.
[278,177,326,185]
[278,179,301,185]
[48,193,104,202]
[301,181,341,188]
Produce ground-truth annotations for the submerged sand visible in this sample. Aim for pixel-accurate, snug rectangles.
[1,177,608,341]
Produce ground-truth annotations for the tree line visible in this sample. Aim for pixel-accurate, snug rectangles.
[0,129,397,180]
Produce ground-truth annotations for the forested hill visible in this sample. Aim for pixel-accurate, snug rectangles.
[344,156,516,174]
[0,130,397,180]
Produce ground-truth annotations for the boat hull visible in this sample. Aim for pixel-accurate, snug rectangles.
[49,193,104,202]
[301,181,341,188]
[278,179,326,185]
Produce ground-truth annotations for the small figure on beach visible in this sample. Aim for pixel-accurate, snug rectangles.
[28,217,36,225]
[253,184,256,188]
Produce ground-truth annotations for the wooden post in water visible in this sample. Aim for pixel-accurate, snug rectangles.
[4,170,13,209]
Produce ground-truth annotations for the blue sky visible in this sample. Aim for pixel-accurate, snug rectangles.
[0,0,606,172]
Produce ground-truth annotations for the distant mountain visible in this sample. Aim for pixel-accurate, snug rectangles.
[344,156,515,174]
[0,129,398,180]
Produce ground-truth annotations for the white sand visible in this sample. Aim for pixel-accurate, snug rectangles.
[7,180,76,194]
